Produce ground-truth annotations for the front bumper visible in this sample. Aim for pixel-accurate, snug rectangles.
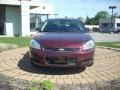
[29,48,95,67]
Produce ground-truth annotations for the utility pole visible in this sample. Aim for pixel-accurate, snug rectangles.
[109,6,116,31]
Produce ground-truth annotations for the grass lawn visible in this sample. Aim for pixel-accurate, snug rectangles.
[0,37,31,47]
[96,42,120,48]
[0,37,120,48]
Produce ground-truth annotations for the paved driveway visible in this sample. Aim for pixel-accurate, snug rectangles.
[90,33,120,42]
[0,47,120,85]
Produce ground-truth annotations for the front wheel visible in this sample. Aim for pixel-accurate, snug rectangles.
[85,60,94,67]
[30,59,39,67]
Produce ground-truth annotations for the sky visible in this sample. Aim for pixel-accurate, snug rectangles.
[47,0,120,19]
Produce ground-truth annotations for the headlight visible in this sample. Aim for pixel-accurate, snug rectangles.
[30,39,40,49]
[83,40,94,50]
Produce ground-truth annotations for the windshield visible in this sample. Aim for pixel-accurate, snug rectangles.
[41,19,86,32]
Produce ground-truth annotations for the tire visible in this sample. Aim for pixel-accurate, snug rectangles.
[86,60,94,67]
[31,60,38,67]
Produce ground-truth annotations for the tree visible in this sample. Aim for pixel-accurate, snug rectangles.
[95,11,109,19]
[117,15,120,18]
[78,17,85,23]
[85,16,90,25]
[85,16,94,25]
[85,11,109,25]
[94,11,109,25]
[113,13,120,18]
[64,16,68,18]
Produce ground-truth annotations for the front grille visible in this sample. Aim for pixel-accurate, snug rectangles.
[45,57,77,65]
[44,47,80,51]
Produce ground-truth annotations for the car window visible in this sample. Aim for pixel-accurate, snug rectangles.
[41,19,86,32]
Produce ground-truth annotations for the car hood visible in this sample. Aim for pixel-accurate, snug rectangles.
[34,32,92,47]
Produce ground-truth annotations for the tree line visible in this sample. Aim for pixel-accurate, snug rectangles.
[65,11,120,25]
[84,11,120,25]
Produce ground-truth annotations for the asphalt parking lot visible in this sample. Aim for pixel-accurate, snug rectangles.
[90,33,120,42]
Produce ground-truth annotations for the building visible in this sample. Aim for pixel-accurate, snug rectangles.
[0,0,54,36]
[99,18,120,31]
[85,25,99,29]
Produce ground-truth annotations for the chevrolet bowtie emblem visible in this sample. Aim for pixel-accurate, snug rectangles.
[58,48,64,51]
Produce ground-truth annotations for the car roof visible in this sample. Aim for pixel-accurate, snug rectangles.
[47,18,80,21]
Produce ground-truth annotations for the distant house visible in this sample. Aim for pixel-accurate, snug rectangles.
[0,0,54,36]
[99,18,120,31]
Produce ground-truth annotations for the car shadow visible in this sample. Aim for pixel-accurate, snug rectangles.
[17,52,86,75]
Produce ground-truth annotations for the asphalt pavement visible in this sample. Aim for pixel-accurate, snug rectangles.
[90,32,120,42]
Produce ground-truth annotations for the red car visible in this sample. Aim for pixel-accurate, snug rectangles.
[29,19,95,68]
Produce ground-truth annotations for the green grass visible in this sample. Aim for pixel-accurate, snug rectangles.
[96,42,120,48]
[0,37,31,47]
[26,80,53,90]
[42,80,53,90]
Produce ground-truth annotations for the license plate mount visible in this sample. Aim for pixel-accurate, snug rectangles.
[54,57,67,64]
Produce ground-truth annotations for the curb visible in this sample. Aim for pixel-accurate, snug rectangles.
[97,46,120,52]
